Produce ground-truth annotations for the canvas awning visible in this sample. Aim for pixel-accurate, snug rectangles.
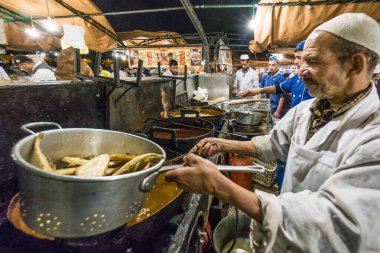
[249,1,380,52]
[0,0,117,52]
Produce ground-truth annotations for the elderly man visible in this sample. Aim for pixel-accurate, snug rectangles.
[241,41,313,108]
[232,54,259,94]
[165,13,380,252]
[13,55,56,82]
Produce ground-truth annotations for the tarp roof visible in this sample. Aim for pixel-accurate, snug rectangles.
[1,0,379,54]
[0,0,117,52]
[250,0,380,52]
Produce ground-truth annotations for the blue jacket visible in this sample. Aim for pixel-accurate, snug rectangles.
[278,74,313,108]
[260,72,285,113]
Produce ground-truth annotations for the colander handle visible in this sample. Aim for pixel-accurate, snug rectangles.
[20,122,62,135]
[139,164,266,192]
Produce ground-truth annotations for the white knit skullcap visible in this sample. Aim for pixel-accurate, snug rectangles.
[314,13,380,56]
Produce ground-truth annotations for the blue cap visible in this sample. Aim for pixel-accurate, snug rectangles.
[268,56,279,62]
[295,41,306,51]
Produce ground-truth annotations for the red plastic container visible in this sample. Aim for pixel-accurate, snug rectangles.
[228,155,254,190]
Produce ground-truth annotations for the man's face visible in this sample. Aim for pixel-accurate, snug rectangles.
[170,65,178,74]
[268,60,279,74]
[299,32,353,103]
[372,74,380,85]
[294,51,303,69]
[240,60,249,71]
[18,62,33,73]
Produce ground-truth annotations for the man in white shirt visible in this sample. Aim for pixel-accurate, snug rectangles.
[13,55,56,82]
[163,59,179,76]
[232,54,259,93]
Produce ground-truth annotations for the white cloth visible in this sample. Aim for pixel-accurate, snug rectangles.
[251,84,380,252]
[31,62,56,82]
[233,67,259,91]
[0,66,10,80]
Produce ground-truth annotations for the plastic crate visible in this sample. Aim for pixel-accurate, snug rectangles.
[252,158,277,187]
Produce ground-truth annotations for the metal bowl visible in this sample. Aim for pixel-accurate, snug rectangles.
[213,210,253,253]
[234,111,263,126]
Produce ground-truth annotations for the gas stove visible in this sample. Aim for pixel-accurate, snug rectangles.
[0,193,211,253]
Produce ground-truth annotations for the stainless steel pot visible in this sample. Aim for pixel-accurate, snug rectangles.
[12,122,265,238]
[213,210,253,253]
[234,111,263,126]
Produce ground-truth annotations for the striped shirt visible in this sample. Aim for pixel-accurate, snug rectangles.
[306,85,371,142]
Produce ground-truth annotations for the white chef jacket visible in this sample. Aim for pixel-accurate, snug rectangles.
[0,66,10,80]
[251,84,380,252]
[163,69,176,76]
[233,67,259,91]
[31,62,56,82]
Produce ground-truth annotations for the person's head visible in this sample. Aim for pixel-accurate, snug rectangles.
[268,56,280,74]
[240,54,250,71]
[13,55,35,73]
[294,41,305,69]
[169,59,178,74]
[299,13,380,105]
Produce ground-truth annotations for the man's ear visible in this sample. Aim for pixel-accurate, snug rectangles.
[349,53,366,76]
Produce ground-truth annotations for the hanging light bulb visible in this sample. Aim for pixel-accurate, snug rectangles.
[25,25,40,38]
[273,53,284,61]
[44,17,58,32]
[248,15,255,30]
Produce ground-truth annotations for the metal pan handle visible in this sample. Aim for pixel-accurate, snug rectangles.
[180,108,200,118]
[150,126,178,149]
[20,122,62,135]
[139,164,266,192]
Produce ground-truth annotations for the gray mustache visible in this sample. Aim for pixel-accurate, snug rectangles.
[302,77,317,84]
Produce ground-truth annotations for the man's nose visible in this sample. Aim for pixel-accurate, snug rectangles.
[299,64,309,77]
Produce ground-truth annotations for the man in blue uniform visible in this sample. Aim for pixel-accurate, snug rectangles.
[258,56,286,118]
[240,41,313,108]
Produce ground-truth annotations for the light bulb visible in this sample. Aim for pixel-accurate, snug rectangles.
[43,17,58,32]
[121,55,127,61]
[248,16,255,30]
[25,27,40,38]
[274,54,284,61]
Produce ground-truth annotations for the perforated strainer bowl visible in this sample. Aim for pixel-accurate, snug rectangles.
[11,123,166,238]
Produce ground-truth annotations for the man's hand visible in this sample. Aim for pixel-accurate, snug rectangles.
[239,88,261,97]
[273,110,280,118]
[165,153,224,195]
[165,153,264,223]
[190,138,224,157]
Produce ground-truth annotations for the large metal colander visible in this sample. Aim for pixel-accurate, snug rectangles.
[11,123,166,238]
